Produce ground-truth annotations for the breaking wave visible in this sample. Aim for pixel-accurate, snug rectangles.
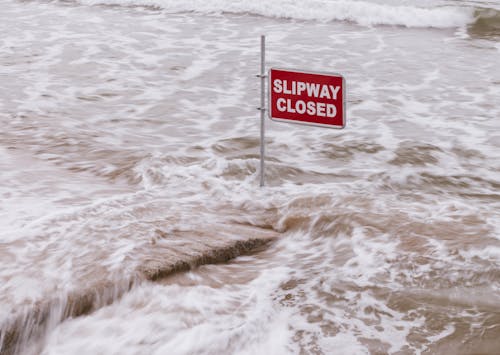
[470,7,500,37]
[74,0,481,28]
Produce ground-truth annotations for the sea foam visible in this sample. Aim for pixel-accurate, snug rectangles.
[76,0,476,28]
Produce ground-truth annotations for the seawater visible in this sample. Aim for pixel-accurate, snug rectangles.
[1,0,499,353]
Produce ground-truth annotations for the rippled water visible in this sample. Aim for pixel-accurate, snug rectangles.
[1,0,500,353]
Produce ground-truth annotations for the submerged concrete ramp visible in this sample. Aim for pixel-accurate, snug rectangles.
[0,223,279,355]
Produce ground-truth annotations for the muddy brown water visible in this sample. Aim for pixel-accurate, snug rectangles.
[1,0,500,353]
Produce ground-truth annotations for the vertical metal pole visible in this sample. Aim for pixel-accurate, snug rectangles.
[259,35,266,187]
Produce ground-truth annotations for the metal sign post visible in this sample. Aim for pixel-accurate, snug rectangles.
[258,35,266,187]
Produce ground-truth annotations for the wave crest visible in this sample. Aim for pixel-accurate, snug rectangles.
[76,0,478,28]
[470,7,500,37]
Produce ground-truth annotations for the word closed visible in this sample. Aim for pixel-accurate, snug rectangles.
[269,68,345,128]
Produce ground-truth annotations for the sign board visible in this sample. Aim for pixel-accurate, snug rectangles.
[269,68,345,128]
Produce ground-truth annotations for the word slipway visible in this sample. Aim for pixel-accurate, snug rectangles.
[272,79,341,100]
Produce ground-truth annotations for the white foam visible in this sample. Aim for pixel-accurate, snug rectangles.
[41,264,296,355]
[77,0,475,28]
[460,246,500,261]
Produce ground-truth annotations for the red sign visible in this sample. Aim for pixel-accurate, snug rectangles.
[269,68,345,128]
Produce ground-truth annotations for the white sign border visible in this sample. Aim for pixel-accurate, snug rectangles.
[268,67,346,129]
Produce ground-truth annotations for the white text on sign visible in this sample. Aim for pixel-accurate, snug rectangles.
[272,79,341,118]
